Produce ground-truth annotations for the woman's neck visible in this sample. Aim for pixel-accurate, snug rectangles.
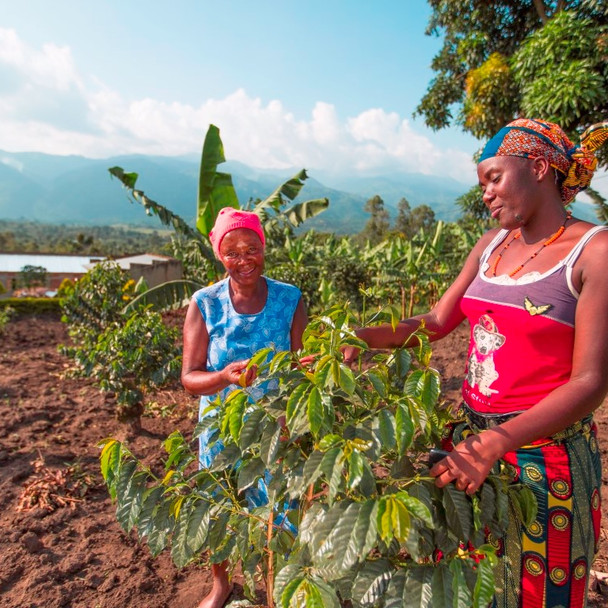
[518,203,570,245]
[228,276,267,314]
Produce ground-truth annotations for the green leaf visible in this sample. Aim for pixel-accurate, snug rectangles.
[510,485,538,528]
[239,409,266,450]
[392,348,412,380]
[224,391,247,442]
[108,166,138,189]
[473,556,496,608]
[286,382,311,427]
[367,369,388,398]
[450,559,473,608]
[116,469,148,533]
[122,279,202,314]
[99,439,122,497]
[237,457,266,491]
[146,498,172,557]
[320,447,345,505]
[338,363,356,395]
[137,485,167,538]
[377,494,411,543]
[248,346,275,369]
[377,409,396,450]
[394,491,433,528]
[430,564,453,608]
[185,498,211,554]
[260,423,282,467]
[395,402,414,456]
[317,499,379,577]
[385,565,435,608]
[307,386,324,436]
[301,450,326,489]
[283,198,330,227]
[196,124,239,236]
[318,434,342,451]
[348,451,365,490]
[443,484,473,541]
[114,459,137,528]
[351,559,393,607]
[171,497,195,567]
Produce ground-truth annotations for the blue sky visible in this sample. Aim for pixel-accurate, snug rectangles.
[0,1,508,187]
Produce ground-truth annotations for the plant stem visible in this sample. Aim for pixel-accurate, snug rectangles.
[266,509,275,608]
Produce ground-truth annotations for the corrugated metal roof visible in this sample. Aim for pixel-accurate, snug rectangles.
[112,254,174,269]
[0,254,106,273]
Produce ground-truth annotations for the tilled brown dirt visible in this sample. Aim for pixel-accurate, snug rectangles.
[0,313,606,607]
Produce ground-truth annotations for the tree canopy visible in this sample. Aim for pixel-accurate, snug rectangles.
[416,0,608,165]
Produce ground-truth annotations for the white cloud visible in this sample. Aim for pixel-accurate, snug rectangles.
[0,28,476,183]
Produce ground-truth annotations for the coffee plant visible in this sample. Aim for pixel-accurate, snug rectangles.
[60,261,181,424]
[100,305,535,607]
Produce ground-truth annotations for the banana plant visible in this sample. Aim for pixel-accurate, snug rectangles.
[110,124,329,313]
[100,305,536,607]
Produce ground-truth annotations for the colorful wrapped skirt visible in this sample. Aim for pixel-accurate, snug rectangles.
[453,414,602,608]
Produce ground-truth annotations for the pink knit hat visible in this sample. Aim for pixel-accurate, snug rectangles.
[208,207,266,257]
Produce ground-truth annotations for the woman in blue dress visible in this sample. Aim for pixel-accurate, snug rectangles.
[181,207,308,608]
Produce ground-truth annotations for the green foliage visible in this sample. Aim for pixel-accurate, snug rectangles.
[109,124,329,303]
[360,195,390,245]
[461,52,518,140]
[56,278,75,299]
[59,261,180,422]
[18,264,47,288]
[83,310,181,422]
[0,220,173,256]
[60,261,135,347]
[196,124,240,236]
[100,305,533,606]
[417,2,608,168]
[0,297,62,316]
[511,10,608,165]
[0,305,14,334]
[393,198,437,239]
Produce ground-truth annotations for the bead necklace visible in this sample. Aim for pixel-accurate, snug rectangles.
[491,212,572,278]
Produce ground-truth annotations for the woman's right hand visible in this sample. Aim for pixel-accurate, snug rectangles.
[222,360,257,387]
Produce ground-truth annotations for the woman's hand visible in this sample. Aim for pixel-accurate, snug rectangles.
[221,360,257,387]
[429,431,503,495]
[341,344,360,365]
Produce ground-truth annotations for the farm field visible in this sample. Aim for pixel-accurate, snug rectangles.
[1,312,607,608]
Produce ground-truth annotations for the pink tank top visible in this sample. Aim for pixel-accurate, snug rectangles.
[460,225,607,414]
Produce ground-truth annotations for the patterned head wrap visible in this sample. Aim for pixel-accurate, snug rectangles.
[479,118,608,204]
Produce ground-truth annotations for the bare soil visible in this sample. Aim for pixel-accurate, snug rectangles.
[0,313,606,608]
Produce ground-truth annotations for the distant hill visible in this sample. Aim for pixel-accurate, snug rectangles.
[0,150,599,232]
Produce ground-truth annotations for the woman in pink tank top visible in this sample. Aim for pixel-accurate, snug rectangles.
[344,118,608,607]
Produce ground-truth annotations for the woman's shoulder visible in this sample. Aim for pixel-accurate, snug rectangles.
[192,277,229,302]
[265,276,302,297]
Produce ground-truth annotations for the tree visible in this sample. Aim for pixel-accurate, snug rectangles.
[416,1,608,221]
[394,198,437,239]
[361,195,390,244]
[394,197,412,235]
[416,2,607,157]
[18,265,47,288]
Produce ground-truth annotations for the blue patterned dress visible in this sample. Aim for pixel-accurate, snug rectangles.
[191,275,301,472]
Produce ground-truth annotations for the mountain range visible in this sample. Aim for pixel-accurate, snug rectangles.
[0,150,598,233]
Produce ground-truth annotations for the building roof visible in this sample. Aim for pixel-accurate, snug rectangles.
[111,253,176,269]
[0,253,106,274]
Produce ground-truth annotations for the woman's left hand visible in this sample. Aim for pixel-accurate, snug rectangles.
[429,431,502,495]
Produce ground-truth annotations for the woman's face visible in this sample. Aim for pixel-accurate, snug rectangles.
[477,155,539,229]
[218,228,265,286]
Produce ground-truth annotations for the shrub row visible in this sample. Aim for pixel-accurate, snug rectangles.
[0,297,62,316]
